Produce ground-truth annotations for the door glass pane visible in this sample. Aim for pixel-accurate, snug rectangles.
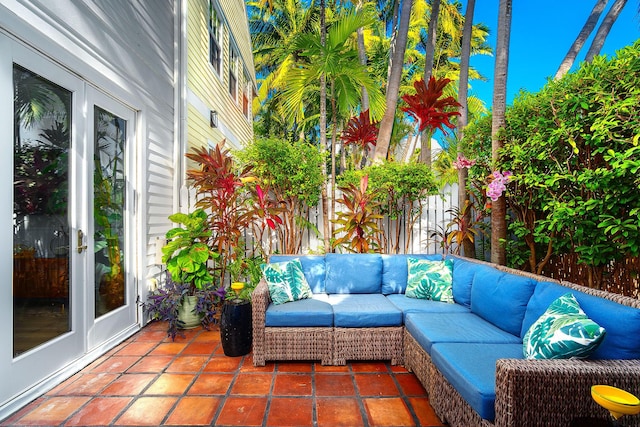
[94,106,126,317]
[13,64,72,357]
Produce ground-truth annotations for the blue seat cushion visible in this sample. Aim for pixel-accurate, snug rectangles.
[405,312,521,354]
[270,255,326,294]
[381,254,443,294]
[521,281,640,360]
[446,256,478,308]
[329,294,402,327]
[431,343,524,421]
[325,253,382,293]
[386,294,469,321]
[265,294,333,327]
[471,265,537,336]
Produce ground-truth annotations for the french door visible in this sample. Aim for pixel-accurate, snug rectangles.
[0,34,138,414]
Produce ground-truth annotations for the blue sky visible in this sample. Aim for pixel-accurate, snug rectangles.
[465,0,640,108]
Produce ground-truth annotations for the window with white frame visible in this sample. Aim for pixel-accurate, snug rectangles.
[229,48,238,101]
[209,1,222,75]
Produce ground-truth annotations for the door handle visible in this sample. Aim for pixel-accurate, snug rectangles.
[77,230,88,253]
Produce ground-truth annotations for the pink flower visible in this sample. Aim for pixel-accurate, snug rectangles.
[487,171,512,201]
[452,155,476,169]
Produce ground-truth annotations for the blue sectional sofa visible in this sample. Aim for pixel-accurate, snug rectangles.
[251,253,640,427]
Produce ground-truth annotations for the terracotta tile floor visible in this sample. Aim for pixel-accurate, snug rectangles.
[1,322,445,427]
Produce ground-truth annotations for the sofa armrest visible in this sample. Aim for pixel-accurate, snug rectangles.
[495,358,640,426]
[251,279,270,365]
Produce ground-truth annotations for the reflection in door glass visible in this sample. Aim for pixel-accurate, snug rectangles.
[13,65,72,357]
[94,107,126,317]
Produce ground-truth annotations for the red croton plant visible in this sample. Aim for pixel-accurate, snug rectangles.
[341,109,379,168]
[401,76,461,134]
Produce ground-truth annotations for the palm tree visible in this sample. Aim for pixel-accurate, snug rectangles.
[373,0,414,164]
[457,0,475,258]
[419,0,441,165]
[491,0,512,265]
[554,0,608,79]
[585,0,628,62]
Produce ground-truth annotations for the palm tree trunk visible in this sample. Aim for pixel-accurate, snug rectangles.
[491,0,512,266]
[331,80,338,240]
[319,0,330,253]
[585,0,628,62]
[357,0,372,164]
[373,0,414,164]
[554,0,608,79]
[458,0,475,258]
[419,0,441,166]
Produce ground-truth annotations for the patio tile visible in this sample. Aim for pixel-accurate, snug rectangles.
[165,355,208,372]
[144,373,195,395]
[203,355,242,372]
[273,373,312,396]
[164,396,220,425]
[316,397,365,427]
[63,397,131,426]
[182,340,219,354]
[276,361,313,372]
[216,396,268,426]
[351,361,389,373]
[355,373,400,396]
[187,373,234,395]
[240,354,276,372]
[115,341,157,356]
[114,396,177,426]
[314,363,350,373]
[266,397,313,426]
[53,373,119,395]
[127,355,173,373]
[100,373,156,395]
[91,355,141,373]
[231,373,273,395]
[150,342,188,356]
[16,397,90,425]
[409,397,446,426]
[315,374,356,396]
[363,397,415,427]
[396,373,427,395]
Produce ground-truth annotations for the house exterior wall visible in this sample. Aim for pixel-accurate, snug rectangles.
[184,0,255,158]
[0,0,178,416]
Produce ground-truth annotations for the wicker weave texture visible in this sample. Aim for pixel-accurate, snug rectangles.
[333,327,404,365]
[495,358,640,427]
[403,329,434,394]
[262,327,333,365]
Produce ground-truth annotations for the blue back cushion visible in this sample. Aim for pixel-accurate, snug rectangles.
[470,265,537,336]
[521,281,640,360]
[269,255,326,294]
[381,253,443,294]
[447,256,478,308]
[325,253,382,293]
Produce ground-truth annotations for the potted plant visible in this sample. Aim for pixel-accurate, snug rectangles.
[143,209,225,340]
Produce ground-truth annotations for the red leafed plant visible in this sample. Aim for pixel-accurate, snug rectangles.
[332,175,383,253]
[401,77,461,133]
[341,110,379,169]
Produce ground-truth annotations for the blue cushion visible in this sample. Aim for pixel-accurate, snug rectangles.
[431,343,524,421]
[265,294,333,327]
[447,256,478,308]
[470,265,537,336]
[381,254,442,294]
[270,255,326,294]
[329,294,402,327]
[521,281,640,360]
[405,312,521,354]
[325,253,382,293]
[386,294,469,321]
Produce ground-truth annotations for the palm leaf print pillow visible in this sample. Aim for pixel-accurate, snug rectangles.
[523,293,606,359]
[405,258,454,303]
[261,259,313,305]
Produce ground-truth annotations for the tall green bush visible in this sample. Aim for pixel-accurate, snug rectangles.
[463,41,640,287]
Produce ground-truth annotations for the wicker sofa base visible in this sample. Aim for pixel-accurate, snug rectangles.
[253,327,333,366]
[403,328,435,393]
[333,327,404,365]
